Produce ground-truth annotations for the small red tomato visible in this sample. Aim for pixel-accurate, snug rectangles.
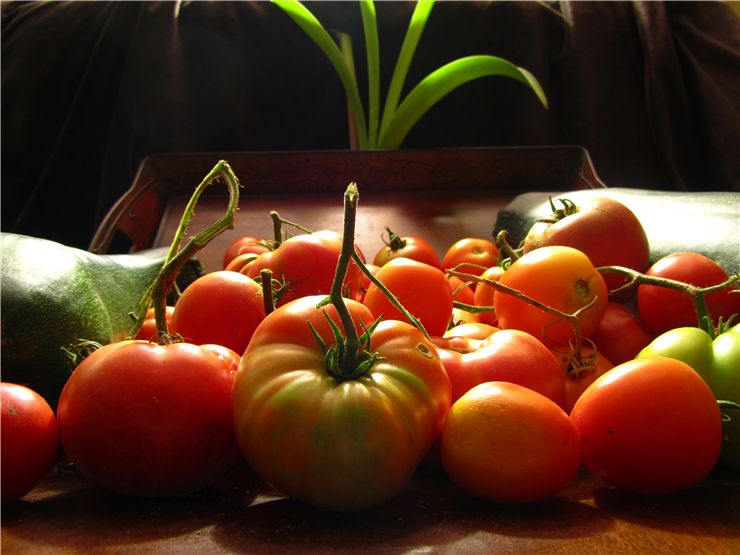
[637,252,740,336]
[472,266,505,326]
[448,275,475,306]
[135,306,175,341]
[441,238,499,279]
[222,235,270,268]
[224,252,260,274]
[2,383,58,501]
[591,302,654,365]
[373,228,440,268]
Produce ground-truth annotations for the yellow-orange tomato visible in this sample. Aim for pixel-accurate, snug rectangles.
[441,381,582,503]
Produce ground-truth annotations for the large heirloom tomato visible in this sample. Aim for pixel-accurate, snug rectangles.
[57,341,242,496]
[246,230,366,306]
[231,295,451,511]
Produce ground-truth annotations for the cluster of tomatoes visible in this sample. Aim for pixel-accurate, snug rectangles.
[2,194,738,511]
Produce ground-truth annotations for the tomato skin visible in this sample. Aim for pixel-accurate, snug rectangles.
[441,238,499,278]
[435,329,566,407]
[591,302,654,366]
[1,383,58,502]
[523,196,649,300]
[637,252,740,336]
[441,381,582,504]
[57,340,242,496]
[363,257,453,337]
[448,275,475,306]
[494,246,608,345]
[170,271,265,355]
[222,235,269,268]
[224,252,260,273]
[570,357,722,494]
[246,230,365,306]
[472,266,504,326]
[373,233,440,268]
[135,306,175,341]
[232,295,451,511]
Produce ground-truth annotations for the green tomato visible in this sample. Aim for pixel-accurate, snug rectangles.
[638,324,740,470]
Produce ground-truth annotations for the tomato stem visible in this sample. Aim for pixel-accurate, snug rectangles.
[383,226,407,251]
[495,230,520,265]
[260,268,276,315]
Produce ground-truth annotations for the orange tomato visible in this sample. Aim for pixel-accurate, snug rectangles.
[441,238,499,279]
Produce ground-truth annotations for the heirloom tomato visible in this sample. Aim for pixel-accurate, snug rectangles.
[441,381,582,503]
[57,340,242,496]
[373,228,440,268]
[231,295,451,511]
[591,302,654,365]
[434,328,566,407]
[441,238,499,278]
[1,383,58,502]
[570,357,722,494]
[637,252,740,336]
[637,324,740,468]
[170,271,265,355]
[222,235,269,268]
[494,246,608,345]
[246,230,365,306]
[523,196,649,300]
[363,257,453,337]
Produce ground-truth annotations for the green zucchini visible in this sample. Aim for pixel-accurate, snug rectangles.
[0,233,200,407]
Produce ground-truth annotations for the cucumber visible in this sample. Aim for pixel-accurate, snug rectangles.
[0,233,198,407]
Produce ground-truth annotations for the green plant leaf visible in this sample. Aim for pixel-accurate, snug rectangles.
[378,54,549,149]
[359,0,380,148]
[273,0,369,148]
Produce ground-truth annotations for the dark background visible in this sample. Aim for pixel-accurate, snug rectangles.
[3,1,739,249]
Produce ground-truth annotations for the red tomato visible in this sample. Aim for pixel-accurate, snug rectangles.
[523,196,650,300]
[494,246,608,345]
[550,345,614,414]
[222,235,270,268]
[434,328,566,407]
[570,357,722,494]
[444,322,499,340]
[1,383,58,501]
[232,295,451,511]
[357,263,381,303]
[57,340,242,496]
[591,302,654,365]
[363,257,453,337]
[246,230,366,306]
[441,238,499,278]
[441,381,582,503]
[637,252,740,336]
[448,275,475,305]
[135,306,175,341]
[224,252,260,273]
[472,266,504,326]
[170,271,265,355]
[373,229,440,268]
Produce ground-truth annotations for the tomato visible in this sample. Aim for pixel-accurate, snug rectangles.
[472,265,504,326]
[570,357,722,494]
[363,257,453,337]
[135,306,175,341]
[494,246,608,345]
[224,252,260,273]
[222,235,270,268]
[57,340,242,496]
[523,196,650,300]
[1,383,58,502]
[170,271,265,355]
[357,263,381,303]
[246,230,366,306]
[637,252,740,336]
[591,302,654,365]
[550,345,613,414]
[441,381,582,503]
[231,295,451,511]
[373,228,440,268]
[448,275,475,306]
[637,324,740,469]
[441,238,499,278]
[444,322,499,340]
[434,328,566,407]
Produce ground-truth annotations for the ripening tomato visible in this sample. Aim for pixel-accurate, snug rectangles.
[222,235,270,268]
[523,196,650,300]
[1,383,58,502]
[363,257,453,337]
[231,295,451,511]
[637,252,740,336]
[441,381,582,503]
[373,228,440,268]
[570,357,722,494]
[591,302,654,365]
[170,271,265,355]
[135,306,175,341]
[472,266,505,326]
[57,340,243,496]
[246,230,366,306]
[441,238,499,278]
[494,246,608,345]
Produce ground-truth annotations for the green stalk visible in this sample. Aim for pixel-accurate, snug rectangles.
[273,0,369,148]
[359,0,380,148]
[378,55,548,149]
[337,31,360,150]
[379,0,434,142]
